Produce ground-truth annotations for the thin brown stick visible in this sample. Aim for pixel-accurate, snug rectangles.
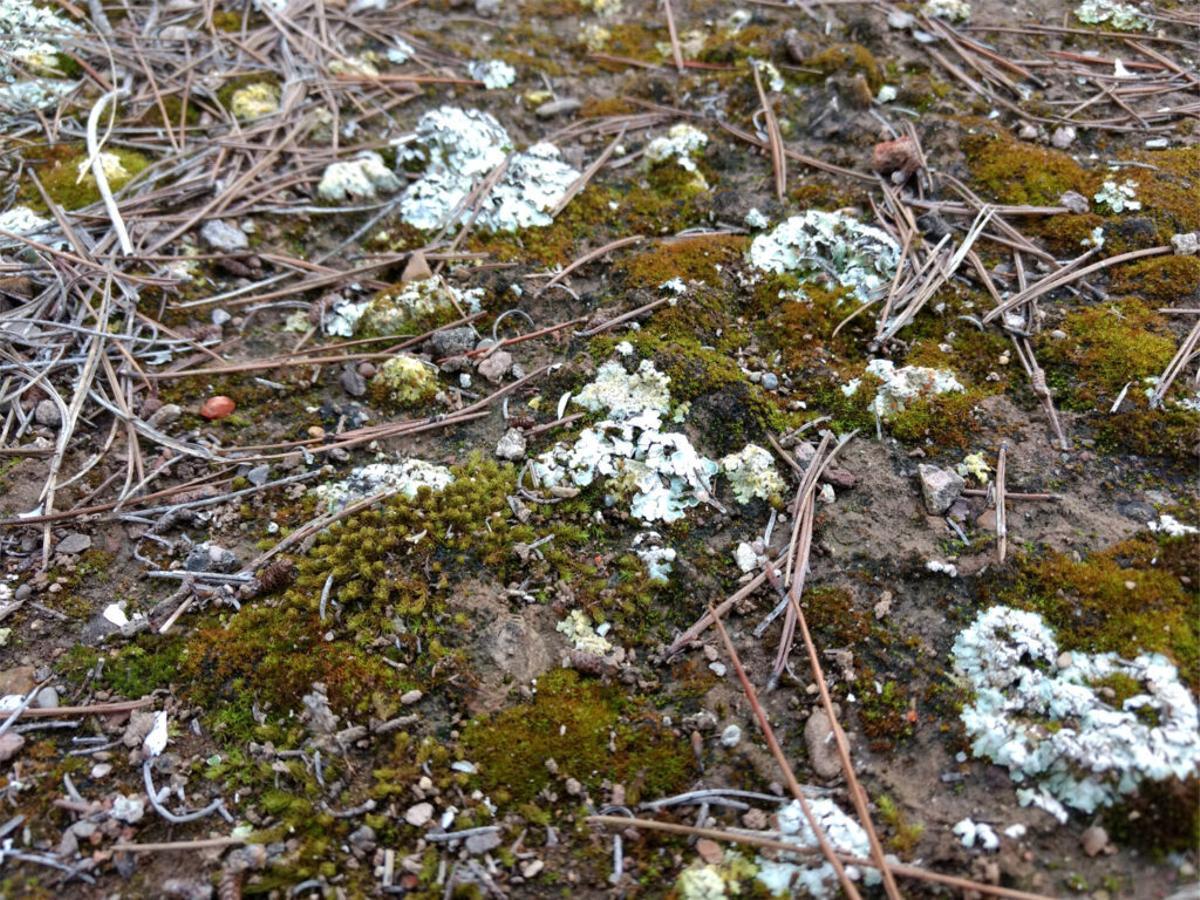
[995,441,1008,563]
[662,0,685,74]
[751,63,786,201]
[708,605,863,900]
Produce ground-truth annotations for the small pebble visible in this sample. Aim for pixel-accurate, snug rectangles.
[535,98,582,119]
[34,399,61,428]
[1081,825,1108,857]
[404,802,433,827]
[200,395,235,420]
[720,724,742,748]
[761,373,779,390]
[400,689,423,705]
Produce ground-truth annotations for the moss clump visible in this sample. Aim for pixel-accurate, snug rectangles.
[35,145,149,210]
[963,129,1092,206]
[997,534,1200,689]
[888,389,985,451]
[461,669,693,806]
[1094,403,1199,462]
[1109,256,1200,304]
[696,24,774,63]
[369,354,439,409]
[1102,775,1199,858]
[619,234,747,288]
[578,96,637,117]
[807,43,884,91]
[1037,299,1175,410]
[877,794,925,855]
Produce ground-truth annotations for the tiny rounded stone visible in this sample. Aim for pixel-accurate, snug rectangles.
[200,396,235,420]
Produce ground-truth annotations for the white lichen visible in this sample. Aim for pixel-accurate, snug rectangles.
[468,59,516,89]
[1074,0,1150,30]
[748,211,901,303]
[573,359,672,419]
[230,82,279,120]
[864,358,964,417]
[734,541,758,573]
[926,559,958,577]
[556,609,613,655]
[532,360,718,524]
[0,0,80,111]
[317,151,403,202]
[1093,179,1141,213]
[633,532,675,582]
[953,818,999,851]
[744,208,768,230]
[75,151,129,184]
[399,106,579,232]
[0,204,51,236]
[720,444,784,504]
[314,458,454,511]
[952,605,1200,819]
[645,123,709,175]
[1148,514,1198,537]
[921,0,971,21]
[755,798,886,898]
[387,38,416,64]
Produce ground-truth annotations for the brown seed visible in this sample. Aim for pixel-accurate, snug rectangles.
[200,395,235,420]
[871,135,921,178]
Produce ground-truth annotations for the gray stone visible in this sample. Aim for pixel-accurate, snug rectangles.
[340,367,367,397]
[0,732,25,763]
[804,708,842,780]
[917,464,964,515]
[185,542,239,573]
[476,350,513,384]
[405,802,433,827]
[465,830,502,854]
[246,464,271,487]
[1050,125,1076,149]
[400,689,423,705]
[148,403,182,427]
[348,825,377,854]
[34,399,61,428]
[33,686,58,709]
[720,724,742,748]
[495,428,527,461]
[761,373,779,391]
[1172,231,1199,256]
[430,326,477,359]
[200,219,249,253]
[1059,190,1089,214]
[56,532,92,555]
[474,0,501,14]
[535,98,582,119]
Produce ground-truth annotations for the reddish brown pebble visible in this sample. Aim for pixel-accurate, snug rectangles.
[200,395,235,420]
[871,135,921,178]
[696,839,723,865]
[358,362,377,379]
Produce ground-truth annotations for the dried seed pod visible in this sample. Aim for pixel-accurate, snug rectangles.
[200,395,235,420]
[257,558,297,594]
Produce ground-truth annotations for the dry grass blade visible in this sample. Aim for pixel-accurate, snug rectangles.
[751,63,787,201]
[662,0,685,74]
[1148,318,1200,409]
[996,441,1008,563]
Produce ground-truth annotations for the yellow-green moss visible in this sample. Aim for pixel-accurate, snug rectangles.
[619,234,747,288]
[1037,299,1175,409]
[1109,255,1200,304]
[995,534,1199,689]
[807,43,884,92]
[1094,402,1199,462]
[888,389,985,451]
[34,145,149,210]
[963,129,1092,206]
[461,668,693,806]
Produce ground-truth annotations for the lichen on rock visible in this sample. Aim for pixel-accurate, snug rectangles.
[719,443,784,504]
[317,151,403,202]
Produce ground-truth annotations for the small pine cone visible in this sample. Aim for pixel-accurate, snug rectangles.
[217,867,242,900]
[257,558,297,594]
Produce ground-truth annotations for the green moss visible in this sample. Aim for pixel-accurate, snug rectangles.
[996,534,1200,689]
[877,794,925,855]
[461,669,693,806]
[1094,403,1199,462]
[1109,256,1200,304]
[807,43,884,91]
[619,234,747,289]
[1037,299,1175,410]
[963,129,1092,206]
[34,145,150,210]
[888,389,985,451]
[104,636,185,696]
